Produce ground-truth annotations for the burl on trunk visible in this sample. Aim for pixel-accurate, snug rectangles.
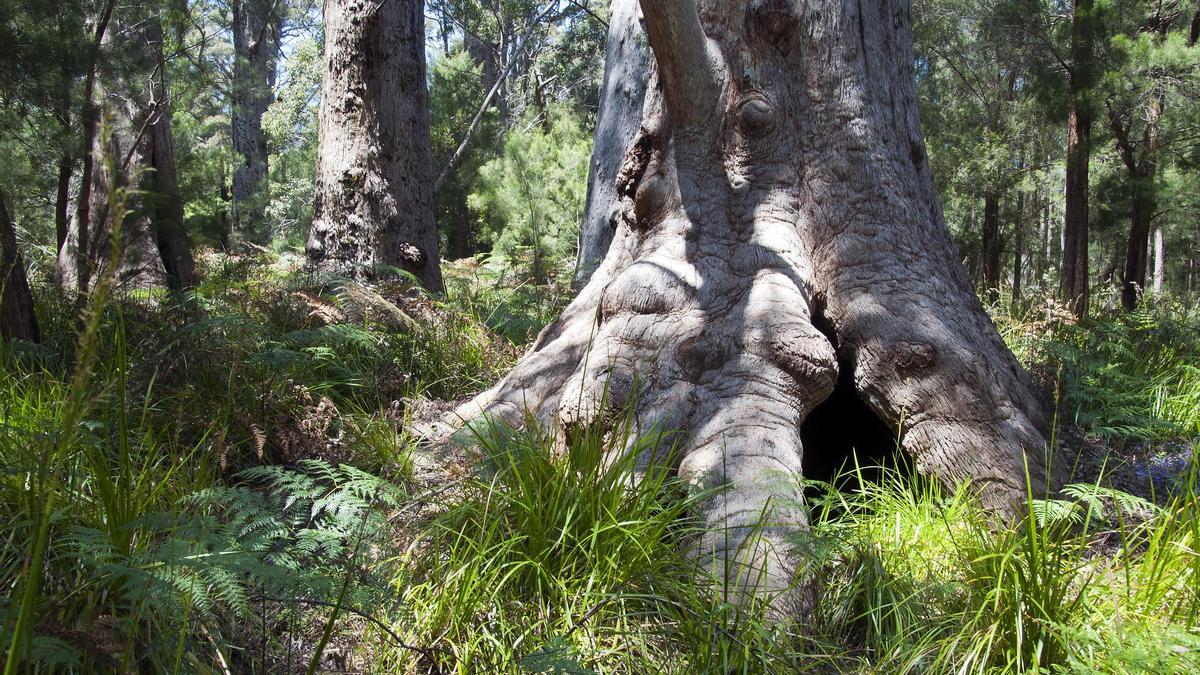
[447,0,1053,614]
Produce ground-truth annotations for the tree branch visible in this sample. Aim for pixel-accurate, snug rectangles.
[638,0,722,128]
[1105,101,1139,173]
[434,4,556,191]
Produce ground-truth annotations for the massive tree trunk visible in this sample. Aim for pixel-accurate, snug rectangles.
[231,0,284,243]
[56,11,196,292]
[442,0,1053,612]
[1,191,40,343]
[1062,0,1094,319]
[307,0,443,291]
[574,0,649,287]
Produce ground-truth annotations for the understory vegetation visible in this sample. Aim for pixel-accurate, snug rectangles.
[2,251,1198,672]
[3,0,1200,672]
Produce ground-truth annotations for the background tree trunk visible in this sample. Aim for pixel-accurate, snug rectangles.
[1119,17,1167,311]
[441,0,1053,613]
[231,0,283,243]
[1,191,40,343]
[1012,191,1025,305]
[56,10,195,292]
[307,0,443,291]
[65,0,117,293]
[573,0,648,288]
[1061,0,1096,319]
[1152,225,1164,298]
[980,191,1002,293]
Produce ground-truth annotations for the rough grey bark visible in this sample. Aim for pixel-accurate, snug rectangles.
[1,191,40,343]
[440,0,1053,613]
[231,0,283,242]
[56,11,196,292]
[307,0,443,291]
[573,0,649,287]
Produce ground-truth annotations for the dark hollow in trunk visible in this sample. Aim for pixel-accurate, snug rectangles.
[799,364,907,493]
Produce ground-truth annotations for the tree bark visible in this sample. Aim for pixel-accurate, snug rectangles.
[980,191,1002,293]
[1062,0,1094,319]
[231,0,284,242]
[440,0,1053,613]
[1152,226,1164,298]
[573,0,649,288]
[1012,191,1025,305]
[66,0,117,293]
[1,191,40,343]
[307,0,443,291]
[56,10,196,292]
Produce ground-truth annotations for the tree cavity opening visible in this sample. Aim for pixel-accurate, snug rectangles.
[799,365,909,496]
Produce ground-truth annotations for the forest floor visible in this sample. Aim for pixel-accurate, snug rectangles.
[2,249,1199,673]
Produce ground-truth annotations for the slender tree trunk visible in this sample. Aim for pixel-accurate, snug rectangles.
[980,190,1002,293]
[64,0,117,293]
[1,191,40,343]
[231,0,283,242]
[1120,66,1165,310]
[1062,0,1094,319]
[148,66,197,290]
[54,64,74,253]
[574,0,649,288]
[1038,198,1049,286]
[1062,106,1091,318]
[1122,169,1154,310]
[1152,226,1164,298]
[439,0,1053,613]
[55,154,73,253]
[307,0,443,290]
[1012,191,1025,305]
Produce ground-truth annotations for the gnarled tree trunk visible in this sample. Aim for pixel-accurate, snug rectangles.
[231,0,284,242]
[1,191,40,343]
[307,0,443,291]
[574,0,648,288]
[444,0,1053,613]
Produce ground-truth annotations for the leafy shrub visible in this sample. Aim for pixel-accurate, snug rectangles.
[996,299,1200,440]
[469,106,591,282]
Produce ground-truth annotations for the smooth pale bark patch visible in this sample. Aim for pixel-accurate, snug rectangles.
[438,0,1054,615]
[574,0,649,288]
